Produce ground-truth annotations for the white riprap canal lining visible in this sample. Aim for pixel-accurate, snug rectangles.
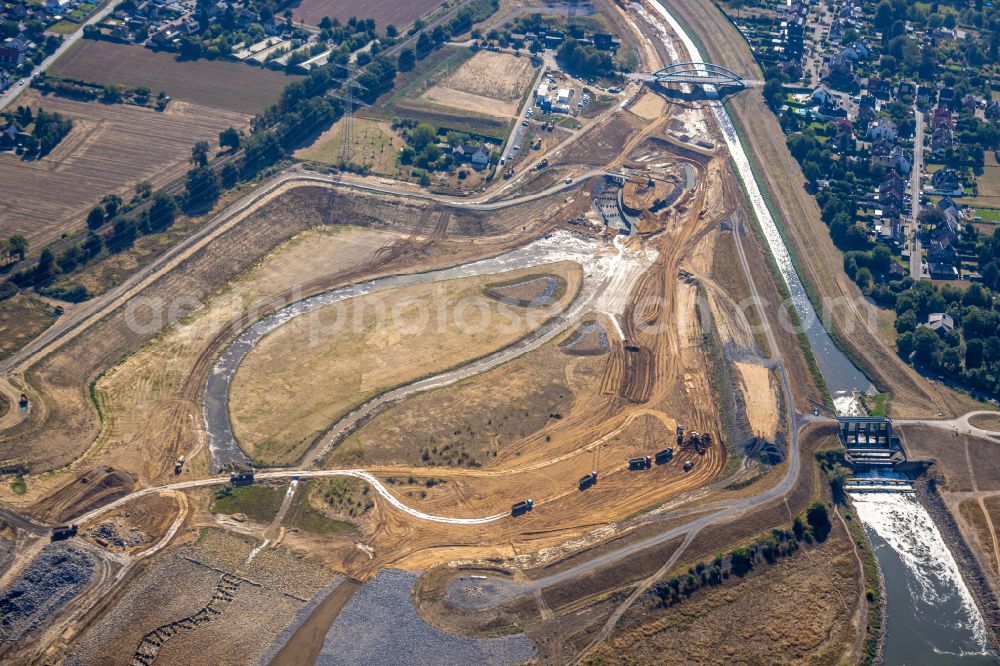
[641,0,997,661]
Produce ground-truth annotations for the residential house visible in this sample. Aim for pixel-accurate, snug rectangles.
[0,41,24,67]
[866,77,890,99]
[879,170,906,209]
[926,312,955,334]
[856,93,875,122]
[44,0,70,14]
[926,243,959,280]
[870,137,893,156]
[931,106,953,129]
[0,123,19,147]
[452,143,491,170]
[811,85,836,107]
[470,146,491,169]
[931,126,954,154]
[592,32,620,51]
[986,100,1000,121]
[867,118,897,142]
[931,168,961,194]
[876,146,911,174]
[237,8,258,26]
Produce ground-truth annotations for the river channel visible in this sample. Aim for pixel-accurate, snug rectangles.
[643,0,995,661]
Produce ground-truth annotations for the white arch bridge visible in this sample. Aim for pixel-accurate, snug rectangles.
[630,62,763,88]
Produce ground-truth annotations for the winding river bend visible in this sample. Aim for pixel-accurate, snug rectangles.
[204,232,640,471]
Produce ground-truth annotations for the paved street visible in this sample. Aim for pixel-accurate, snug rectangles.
[909,105,925,279]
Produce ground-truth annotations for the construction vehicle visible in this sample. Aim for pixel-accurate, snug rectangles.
[51,524,78,542]
[683,460,695,472]
[18,393,28,409]
[511,499,534,516]
[230,471,254,486]
[655,447,674,465]
[628,456,651,471]
[174,455,185,475]
[579,471,598,490]
[676,423,684,445]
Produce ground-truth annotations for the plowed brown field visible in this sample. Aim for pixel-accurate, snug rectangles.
[0,91,249,247]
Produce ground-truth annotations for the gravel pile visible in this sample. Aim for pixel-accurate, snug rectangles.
[89,519,151,550]
[317,569,534,666]
[0,543,94,641]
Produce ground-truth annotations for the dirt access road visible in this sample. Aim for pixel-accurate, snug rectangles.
[0,165,606,417]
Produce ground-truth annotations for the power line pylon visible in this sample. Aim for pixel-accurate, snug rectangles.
[329,61,368,162]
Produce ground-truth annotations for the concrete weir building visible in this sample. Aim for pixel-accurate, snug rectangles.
[838,416,905,468]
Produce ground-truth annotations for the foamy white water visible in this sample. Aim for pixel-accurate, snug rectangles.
[850,492,992,657]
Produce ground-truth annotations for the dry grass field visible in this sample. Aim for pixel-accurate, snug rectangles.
[970,413,1000,433]
[421,51,536,119]
[331,324,603,468]
[229,262,583,466]
[0,295,56,360]
[51,40,299,114]
[0,91,248,247]
[92,225,405,483]
[296,117,403,172]
[588,515,859,665]
[288,0,441,29]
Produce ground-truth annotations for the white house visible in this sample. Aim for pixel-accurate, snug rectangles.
[45,0,71,13]
[812,85,836,107]
[867,118,897,142]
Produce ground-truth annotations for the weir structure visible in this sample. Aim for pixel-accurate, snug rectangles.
[838,416,912,492]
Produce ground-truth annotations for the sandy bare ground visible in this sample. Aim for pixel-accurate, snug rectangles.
[735,362,778,440]
[229,261,583,466]
[628,91,667,121]
[92,226,406,483]
[421,50,536,118]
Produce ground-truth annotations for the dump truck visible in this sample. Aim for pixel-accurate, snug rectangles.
[511,499,534,516]
[51,525,78,542]
[174,455,185,475]
[230,471,254,486]
[18,393,28,409]
[683,460,695,472]
[628,456,651,470]
[676,423,684,445]
[579,471,598,490]
[655,447,674,465]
